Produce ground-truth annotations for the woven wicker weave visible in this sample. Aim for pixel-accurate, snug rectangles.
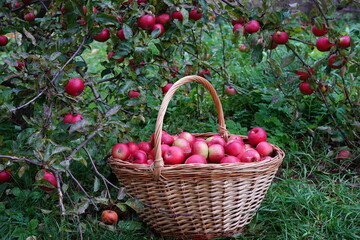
[108,75,284,240]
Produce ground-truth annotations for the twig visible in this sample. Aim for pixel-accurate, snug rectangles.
[289,37,316,46]
[83,147,112,199]
[0,155,66,214]
[65,169,98,211]
[55,172,66,215]
[312,0,330,27]
[67,126,104,161]
[9,35,88,113]
[285,43,310,68]
[340,74,359,122]
[318,90,355,148]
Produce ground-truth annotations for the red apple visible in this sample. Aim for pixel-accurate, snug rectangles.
[138,142,152,153]
[231,17,245,26]
[311,24,328,36]
[299,82,314,95]
[318,83,328,93]
[14,60,26,71]
[248,127,267,147]
[239,150,261,162]
[173,138,191,153]
[128,90,140,98]
[270,39,278,49]
[245,20,260,34]
[179,132,196,146]
[328,54,347,69]
[206,136,226,147]
[228,134,243,143]
[65,78,85,96]
[0,36,9,46]
[129,150,148,164]
[338,35,351,48]
[189,8,202,21]
[336,149,351,160]
[238,44,247,52]
[161,132,174,145]
[225,141,245,156]
[295,67,315,81]
[151,24,165,37]
[255,141,273,157]
[208,144,225,163]
[37,169,57,191]
[24,13,35,21]
[225,86,236,96]
[112,143,130,160]
[0,169,12,184]
[63,113,83,124]
[172,11,183,21]
[161,83,173,94]
[149,144,170,159]
[191,141,209,159]
[92,28,110,42]
[185,154,207,164]
[92,7,98,13]
[244,144,254,151]
[261,156,272,161]
[127,142,139,154]
[79,19,86,26]
[220,156,240,164]
[138,14,156,30]
[233,24,244,33]
[116,29,126,40]
[272,31,289,44]
[196,137,206,142]
[198,69,210,77]
[163,146,185,164]
[316,37,334,52]
[156,14,171,25]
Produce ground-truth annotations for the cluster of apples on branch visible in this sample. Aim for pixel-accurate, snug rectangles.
[111,127,275,165]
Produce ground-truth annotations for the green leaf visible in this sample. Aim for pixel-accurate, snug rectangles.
[280,54,295,68]
[251,44,263,63]
[125,198,144,213]
[123,24,133,39]
[118,220,143,231]
[27,219,39,230]
[93,177,100,192]
[69,119,91,134]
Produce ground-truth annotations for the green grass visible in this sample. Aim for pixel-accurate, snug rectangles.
[1,152,359,240]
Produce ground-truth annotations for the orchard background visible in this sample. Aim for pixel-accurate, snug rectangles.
[0,0,359,239]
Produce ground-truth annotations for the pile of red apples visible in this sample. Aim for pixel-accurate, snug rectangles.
[111,127,275,165]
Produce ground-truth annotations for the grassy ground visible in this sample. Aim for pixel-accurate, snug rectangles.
[1,150,359,240]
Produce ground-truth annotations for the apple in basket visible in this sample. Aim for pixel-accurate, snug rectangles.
[220,156,240,163]
[191,140,209,159]
[163,146,185,164]
[224,140,245,156]
[248,127,267,147]
[208,144,225,163]
[239,150,261,162]
[255,141,273,157]
[185,154,208,164]
[112,143,130,160]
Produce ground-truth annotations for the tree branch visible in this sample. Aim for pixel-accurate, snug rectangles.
[9,34,88,113]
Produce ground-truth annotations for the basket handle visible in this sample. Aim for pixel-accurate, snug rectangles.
[153,75,229,180]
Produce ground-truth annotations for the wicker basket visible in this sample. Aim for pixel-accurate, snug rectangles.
[108,75,285,240]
